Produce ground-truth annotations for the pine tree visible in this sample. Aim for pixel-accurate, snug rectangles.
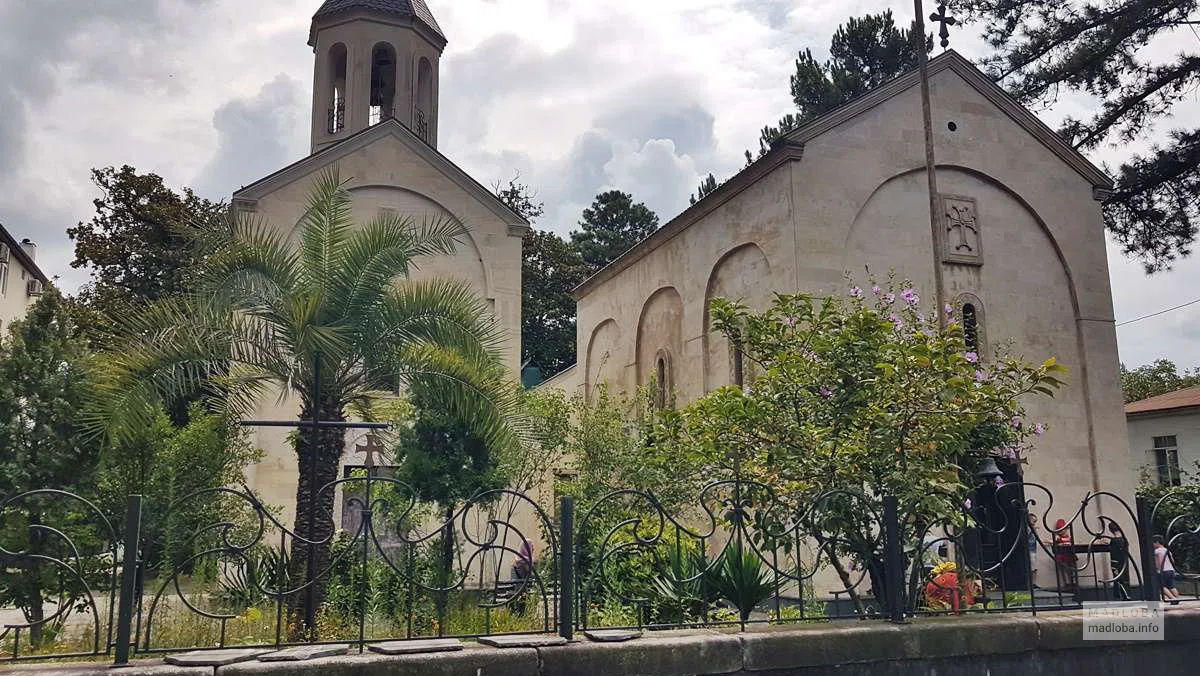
[958,0,1200,272]
[570,190,660,270]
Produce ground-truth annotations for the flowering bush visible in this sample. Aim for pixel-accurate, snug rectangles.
[667,274,1066,611]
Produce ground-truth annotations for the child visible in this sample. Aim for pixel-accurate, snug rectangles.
[1154,536,1182,604]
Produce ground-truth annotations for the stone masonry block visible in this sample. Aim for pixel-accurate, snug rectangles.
[741,622,905,671]
[216,643,538,676]
[538,629,742,676]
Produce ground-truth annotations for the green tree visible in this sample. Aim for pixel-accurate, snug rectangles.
[0,289,96,647]
[66,165,227,349]
[557,384,708,516]
[689,173,720,206]
[493,173,545,223]
[493,176,589,375]
[570,190,660,270]
[674,276,1065,612]
[520,230,588,375]
[95,403,262,573]
[1121,359,1200,403]
[958,1,1200,272]
[87,168,520,631]
[753,11,930,157]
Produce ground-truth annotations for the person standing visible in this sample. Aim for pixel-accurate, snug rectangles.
[1106,522,1131,601]
[1027,514,1041,590]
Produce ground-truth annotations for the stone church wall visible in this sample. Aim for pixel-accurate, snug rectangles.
[234,130,523,529]
[569,65,1132,515]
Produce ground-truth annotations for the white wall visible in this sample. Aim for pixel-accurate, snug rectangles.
[1126,411,1200,484]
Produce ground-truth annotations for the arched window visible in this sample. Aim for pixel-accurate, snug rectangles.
[732,343,744,389]
[369,43,397,125]
[415,57,433,142]
[963,303,979,354]
[654,352,672,408]
[327,43,347,133]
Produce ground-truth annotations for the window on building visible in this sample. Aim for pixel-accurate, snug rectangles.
[963,303,979,354]
[415,57,433,143]
[1152,435,1181,486]
[0,243,9,296]
[328,43,347,133]
[369,43,397,125]
[653,353,673,408]
[732,342,744,389]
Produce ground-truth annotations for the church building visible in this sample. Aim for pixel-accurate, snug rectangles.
[230,0,528,521]
[542,51,1133,503]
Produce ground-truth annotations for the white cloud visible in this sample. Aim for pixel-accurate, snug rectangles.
[0,0,1196,368]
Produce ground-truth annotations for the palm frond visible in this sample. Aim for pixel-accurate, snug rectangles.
[293,167,355,306]
[202,212,302,310]
[331,212,468,322]
[362,278,506,363]
[82,295,290,443]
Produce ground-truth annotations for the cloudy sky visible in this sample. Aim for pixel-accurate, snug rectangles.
[0,0,1196,369]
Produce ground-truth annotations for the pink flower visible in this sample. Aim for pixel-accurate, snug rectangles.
[1010,416,1023,429]
[901,288,919,306]
[784,316,798,327]
[872,285,882,296]
[849,286,864,298]
[889,313,903,328]
[882,292,896,305]
[1034,422,1045,436]
[945,303,954,316]
[819,386,833,398]
[964,351,978,364]
[974,370,987,382]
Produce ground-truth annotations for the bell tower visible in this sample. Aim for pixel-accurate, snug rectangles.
[308,0,446,153]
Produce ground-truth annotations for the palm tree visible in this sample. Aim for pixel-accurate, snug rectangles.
[87,168,521,630]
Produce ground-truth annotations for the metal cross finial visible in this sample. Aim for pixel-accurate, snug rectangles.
[929,2,958,49]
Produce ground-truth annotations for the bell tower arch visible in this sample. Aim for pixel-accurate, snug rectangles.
[308,0,446,153]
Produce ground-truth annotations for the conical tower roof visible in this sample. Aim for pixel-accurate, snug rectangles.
[312,0,444,39]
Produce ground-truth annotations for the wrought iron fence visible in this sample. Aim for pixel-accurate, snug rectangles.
[2,475,1198,665]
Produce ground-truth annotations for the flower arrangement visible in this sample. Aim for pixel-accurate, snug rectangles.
[924,561,978,611]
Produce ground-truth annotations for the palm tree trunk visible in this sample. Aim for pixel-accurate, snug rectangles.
[286,398,346,638]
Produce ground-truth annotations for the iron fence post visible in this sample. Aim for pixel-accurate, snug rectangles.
[113,495,142,667]
[883,495,905,623]
[1135,496,1159,603]
[559,496,574,640]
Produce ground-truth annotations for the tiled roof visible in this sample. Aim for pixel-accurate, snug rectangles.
[1125,386,1200,415]
[313,0,443,38]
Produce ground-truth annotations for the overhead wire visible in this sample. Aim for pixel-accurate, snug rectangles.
[1116,296,1200,326]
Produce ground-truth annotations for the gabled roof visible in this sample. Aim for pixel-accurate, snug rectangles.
[0,223,49,285]
[1126,387,1200,417]
[572,49,1113,299]
[780,50,1112,189]
[232,119,529,232]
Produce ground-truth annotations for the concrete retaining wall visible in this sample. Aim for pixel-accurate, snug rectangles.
[9,609,1200,676]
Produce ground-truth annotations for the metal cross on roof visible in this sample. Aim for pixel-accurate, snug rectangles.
[929,2,958,49]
